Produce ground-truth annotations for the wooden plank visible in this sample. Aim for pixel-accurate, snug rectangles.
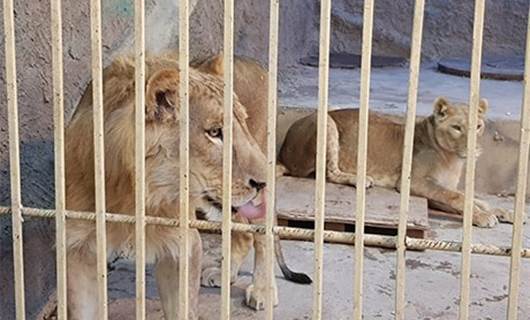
[276,176,429,231]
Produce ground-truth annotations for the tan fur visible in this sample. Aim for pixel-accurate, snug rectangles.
[193,53,284,309]
[65,53,268,319]
[280,97,514,228]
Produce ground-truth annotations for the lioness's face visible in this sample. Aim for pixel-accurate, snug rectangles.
[431,97,488,158]
[145,68,267,220]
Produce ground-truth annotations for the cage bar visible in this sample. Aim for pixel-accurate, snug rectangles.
[265,0,281,318]
[89,0,108,318]
[394,0,425,319]
[312,0,331,318]
[221,0,235,318]
[506,5,530,319]
[459,0,486,319]
[178,0,191,318]
[50,0,67,318]
[3,0,26,318]
[134,0,147,318]
[354,0,375,318]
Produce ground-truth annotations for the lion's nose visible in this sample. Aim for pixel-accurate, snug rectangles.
[249,179,266,191]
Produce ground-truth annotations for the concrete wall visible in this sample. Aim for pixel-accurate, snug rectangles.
[0,0,528,317]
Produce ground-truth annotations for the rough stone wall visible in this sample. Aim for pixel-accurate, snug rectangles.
[309,0,529,60]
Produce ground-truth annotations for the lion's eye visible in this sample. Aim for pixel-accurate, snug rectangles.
[452,125,462,132]
[206,127,223,140]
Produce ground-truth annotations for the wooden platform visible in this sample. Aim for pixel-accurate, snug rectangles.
[276,176,430,239]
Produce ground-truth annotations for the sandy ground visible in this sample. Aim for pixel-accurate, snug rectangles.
[100,194,530,320]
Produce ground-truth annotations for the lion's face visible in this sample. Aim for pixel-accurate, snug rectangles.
[431,97,488,158]
[144,67,267,220]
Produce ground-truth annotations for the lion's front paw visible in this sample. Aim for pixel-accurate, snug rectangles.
[201,266,222,287]
[472,211,498,228]
[365,175,375,189]
[492,207,519,224]
[245,284,278,310]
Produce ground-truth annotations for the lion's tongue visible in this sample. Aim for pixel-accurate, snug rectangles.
[237,194,266,220]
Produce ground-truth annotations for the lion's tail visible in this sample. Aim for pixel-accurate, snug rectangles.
[274,234,312,284]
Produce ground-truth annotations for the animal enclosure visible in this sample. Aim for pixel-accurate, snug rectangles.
[1,0,530,319]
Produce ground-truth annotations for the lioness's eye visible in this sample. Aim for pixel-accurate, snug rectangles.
[452,125,462,132]
[206,127,223,140]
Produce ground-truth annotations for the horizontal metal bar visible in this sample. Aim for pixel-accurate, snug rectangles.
[2,206,529,259]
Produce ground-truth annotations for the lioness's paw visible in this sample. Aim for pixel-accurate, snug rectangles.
[472,211,498,228]
[492,207,520,224]
[201,266,222,287]
[245,284,278,310]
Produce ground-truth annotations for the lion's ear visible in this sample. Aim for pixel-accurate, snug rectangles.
[478,98,488,116]
[146,69,180,122]
[433,96,450,120]
[197,52,224,76]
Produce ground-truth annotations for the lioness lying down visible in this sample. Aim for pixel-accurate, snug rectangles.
[64,53,305,319]
[279,97,514,228]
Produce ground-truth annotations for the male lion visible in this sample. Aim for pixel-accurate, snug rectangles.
[193,54,311,305]
[279,97,514,228]
[65,53,269,319]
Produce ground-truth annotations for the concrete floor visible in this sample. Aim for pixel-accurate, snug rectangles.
[278,64,525,121]
[105,195,530,320]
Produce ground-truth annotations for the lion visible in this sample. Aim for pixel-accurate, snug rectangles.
[65,53,271,319]
[192,53,311,303]
[279,97,514,228]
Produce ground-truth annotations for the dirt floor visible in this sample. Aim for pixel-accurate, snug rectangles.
[101,194,530,320]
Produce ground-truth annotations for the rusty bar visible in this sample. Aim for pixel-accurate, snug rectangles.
[394,0,425,318]
[312,0,331,318]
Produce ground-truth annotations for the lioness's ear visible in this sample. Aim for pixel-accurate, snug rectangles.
[146,69,180,122]
[478,98,488,115]
[197,52,224,76]
[433,96,449,119]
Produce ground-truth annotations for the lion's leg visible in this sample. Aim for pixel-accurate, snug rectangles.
[201,215,253,287]
[155,229,201,320]
[325,115,373,188]
[67,250,98,320]
[245,224,278,310]
[411,179,498,228]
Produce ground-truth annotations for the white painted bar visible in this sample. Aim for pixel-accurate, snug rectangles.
[354,0,375,318]
[3,0,26,317]
[312,0,331,318]
[89,0,108,318]
[394,0,425,319]
[51,0,67,318]
[265,0,280,318]
[134,0,146,318]
[178,0,191,318]
[221,0,235,318]
[506,5,530,320]
[459,0,486,319]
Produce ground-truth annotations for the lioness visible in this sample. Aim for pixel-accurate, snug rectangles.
[279,97,514,228]
[193,53,311,301]
[65,54,270,319]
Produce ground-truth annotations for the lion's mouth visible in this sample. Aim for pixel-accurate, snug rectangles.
[205,193,266,220]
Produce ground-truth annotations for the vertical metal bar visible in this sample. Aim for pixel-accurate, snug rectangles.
[3,0,26,318]
[178,0,191,318]
[394,0,425,319]
[221,0,234,318]
[506,5,530,319]
[312,0,331,318]
[51,0,67,318]
[459,1,486,319]
[265,0,280,318]
[134,0,146,318]
[353,0,374,318]
[90,0,108,318]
